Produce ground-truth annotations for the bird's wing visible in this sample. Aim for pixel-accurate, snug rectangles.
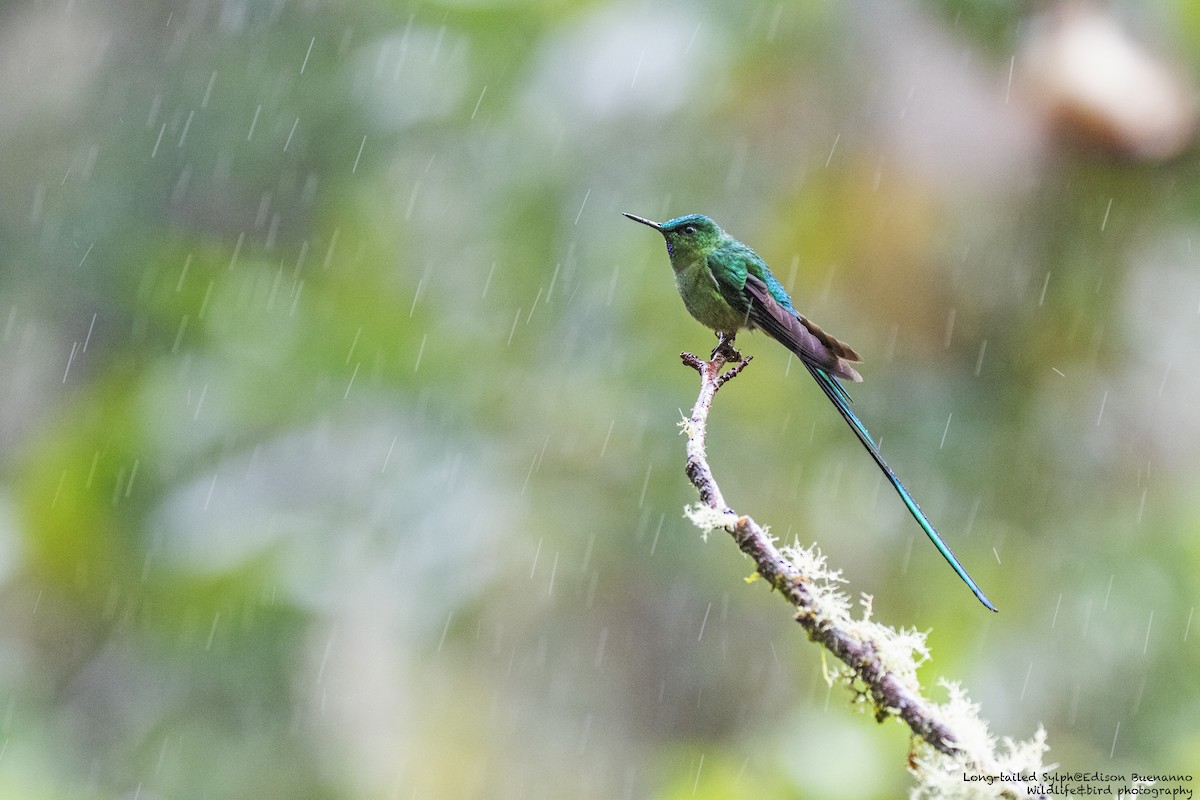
[741,272,863,382]
[704,248,750,311]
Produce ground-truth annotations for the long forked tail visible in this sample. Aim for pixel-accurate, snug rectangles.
[805,364,998,612]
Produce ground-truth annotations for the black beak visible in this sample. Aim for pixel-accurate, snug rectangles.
[622,212,663,231]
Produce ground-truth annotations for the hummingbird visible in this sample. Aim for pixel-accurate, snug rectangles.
[624,211,996,612]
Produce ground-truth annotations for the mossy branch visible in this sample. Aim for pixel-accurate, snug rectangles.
[679,346,1051,798]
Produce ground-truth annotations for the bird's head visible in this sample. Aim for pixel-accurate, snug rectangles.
[623,213,723,261]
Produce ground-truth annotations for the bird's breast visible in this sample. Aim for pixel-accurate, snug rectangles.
[673,257,746,334]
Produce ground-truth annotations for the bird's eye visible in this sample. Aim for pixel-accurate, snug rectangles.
[683,225,697,235]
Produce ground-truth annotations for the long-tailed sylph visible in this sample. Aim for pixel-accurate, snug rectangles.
[624,211,996,612]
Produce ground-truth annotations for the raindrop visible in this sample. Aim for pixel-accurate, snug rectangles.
[599,419,615,457]
[352,135,366,173]
[176,110,194,147]
[529,537,543,578]
[175,254,192,292]
[345,326,362,363]
[470,85,487,120]
[77,241,94,268]
[413,333,427,372]
[1096,390,1108,426]
[974,339,987,376]
[85,451,100,489]
[380,436,397,473]
[520,436,549,494]
[580,530,596,574]
[649,513,664,556]
[201,71,217,108]
[1157,359,1172,397]
[62,341,78,383]
[316,631,336,683]
[409,276,424,317]
[825,133,841,167]
[1131,673,1147,715]
[205,612,221,651]
[638,462,652,507]
[481,261,496,299]
[50,471,66,510]
[765,3,783,41]
[964,495,982,536]
[283,117,299,152]
[147,93,163,127]
[546,262,561,303]
[171,315,189,353]
[1018,661,1033,700]
[437,612,453,652]
[585,571,599,609]
[151,123,166,158]
[630,48,645,88]
[191,384,208,422]
[506,307,521,345]
[697,601,712,642]
[606,264,620,306]
[525,287,543,323]
[246,104,262,141]
[547,552,559,597]
[684,21,702,55]
[321,228,339,270]
[404,180,421,220]
[229,232,245,271]
[300,36,315,74]
[573,189,592,226]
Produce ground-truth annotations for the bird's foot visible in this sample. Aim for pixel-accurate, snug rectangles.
[711,333,742,364]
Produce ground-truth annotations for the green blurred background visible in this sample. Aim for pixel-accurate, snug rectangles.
[1,0,1198,797]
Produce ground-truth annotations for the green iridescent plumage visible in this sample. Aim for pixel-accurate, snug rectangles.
[625,211,996,612]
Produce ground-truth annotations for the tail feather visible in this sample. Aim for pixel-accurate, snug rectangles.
[806,365,997,612]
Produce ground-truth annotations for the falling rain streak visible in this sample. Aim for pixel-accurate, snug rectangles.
[470,85,487,119]
[1100,197,1114,231]
[413,334,427,372]
[969,338,988,376]
[697,602,712,642]
[574,188,590,225]
[599,419,615,457]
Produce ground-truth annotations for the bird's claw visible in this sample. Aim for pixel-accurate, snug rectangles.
[711,333,742,363]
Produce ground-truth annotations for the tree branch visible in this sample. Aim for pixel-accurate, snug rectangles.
[678,348,1050,797]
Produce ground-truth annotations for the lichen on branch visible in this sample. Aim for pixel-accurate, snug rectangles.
[676,345,1050,798]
